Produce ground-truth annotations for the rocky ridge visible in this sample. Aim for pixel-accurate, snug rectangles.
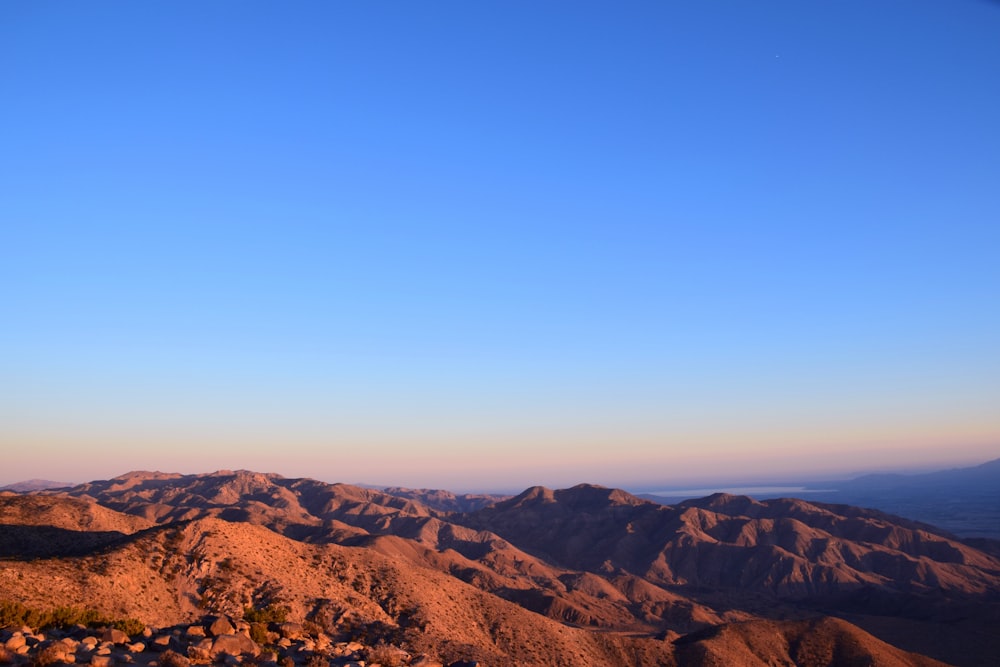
[1,470,998,666]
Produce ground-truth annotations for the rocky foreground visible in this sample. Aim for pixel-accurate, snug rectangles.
[0,615,466,667]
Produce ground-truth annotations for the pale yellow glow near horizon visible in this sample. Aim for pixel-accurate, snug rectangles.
[4,412,997,490]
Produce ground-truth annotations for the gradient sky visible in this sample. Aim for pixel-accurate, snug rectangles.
[3,1,999,492]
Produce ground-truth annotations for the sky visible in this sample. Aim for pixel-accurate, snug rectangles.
[2,1,999,492]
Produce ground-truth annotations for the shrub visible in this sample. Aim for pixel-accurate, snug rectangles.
[113,618,147,637]
[30,645,64,667]
[249,622,269,645]
[158,650,191,667]
[243,604,288,624]
[365,642,405,667]
[304,654,328,667]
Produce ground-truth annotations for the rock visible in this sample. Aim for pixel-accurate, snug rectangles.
[142,628,153,639]
[102,629,129,645]
[185,626,206,638]
[96,647,113,656]
[447,662,480,667]
[276,623,303,640]
[410,656,444,667]
[150,635,172,652]
[208,617,235,638]
[276,638,291,648]
[211,634,260,658]
[126,642,145,653]
[91,655,115,667]
[82,637,99,648]
[55,638,80,653]
[4,636,25,651]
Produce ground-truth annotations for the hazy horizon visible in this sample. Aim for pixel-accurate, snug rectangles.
[4,2,999,491]
[2,455,995,496]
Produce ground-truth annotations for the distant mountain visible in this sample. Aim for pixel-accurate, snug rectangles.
[2,469,997,665]
[812,457,1000,540]
[382,486,510,513]
[639,457,1000,541]
[0,478,73,492]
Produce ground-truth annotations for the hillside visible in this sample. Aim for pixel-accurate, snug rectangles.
[1,470,997,665]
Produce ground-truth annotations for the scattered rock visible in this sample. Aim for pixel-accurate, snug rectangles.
[208,617,235,638]
[90,655,114,667]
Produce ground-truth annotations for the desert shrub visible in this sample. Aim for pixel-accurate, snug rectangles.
[112,617,147,637]
[186,644,211,664]
[0,599,30,627]
[304,654,328,667]
[302,620,324,639]
[0,599,143,636]
[365,642,405,667]
[158,650,191,667]
[243,604,288,624]
[249,622,269,645]
[30,645,64,667]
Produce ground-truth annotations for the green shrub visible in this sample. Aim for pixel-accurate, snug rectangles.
[249,622,269,645]
[113,617,147,637]
[0,598,144,636]
[243,604,288,624]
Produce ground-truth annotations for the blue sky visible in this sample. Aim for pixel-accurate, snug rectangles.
[3,1,999,491]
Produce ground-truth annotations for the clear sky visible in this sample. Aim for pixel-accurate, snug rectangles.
[3,1,999,492]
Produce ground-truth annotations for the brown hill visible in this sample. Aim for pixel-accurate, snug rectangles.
[382,486,510,513]
[464,485,1000,597]
[674,616,950,667]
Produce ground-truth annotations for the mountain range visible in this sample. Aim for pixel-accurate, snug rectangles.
[2,469,999,666]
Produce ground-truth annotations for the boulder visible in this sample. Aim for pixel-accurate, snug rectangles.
[276,623,303,640]
[4,636,25,651]
[150,635,173,652]
[211,634,260,658]
[91,655,115,667]
[102,629,129,645]
[126,642,145,653]
[185,626,206,638]
[208,617,235,638]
